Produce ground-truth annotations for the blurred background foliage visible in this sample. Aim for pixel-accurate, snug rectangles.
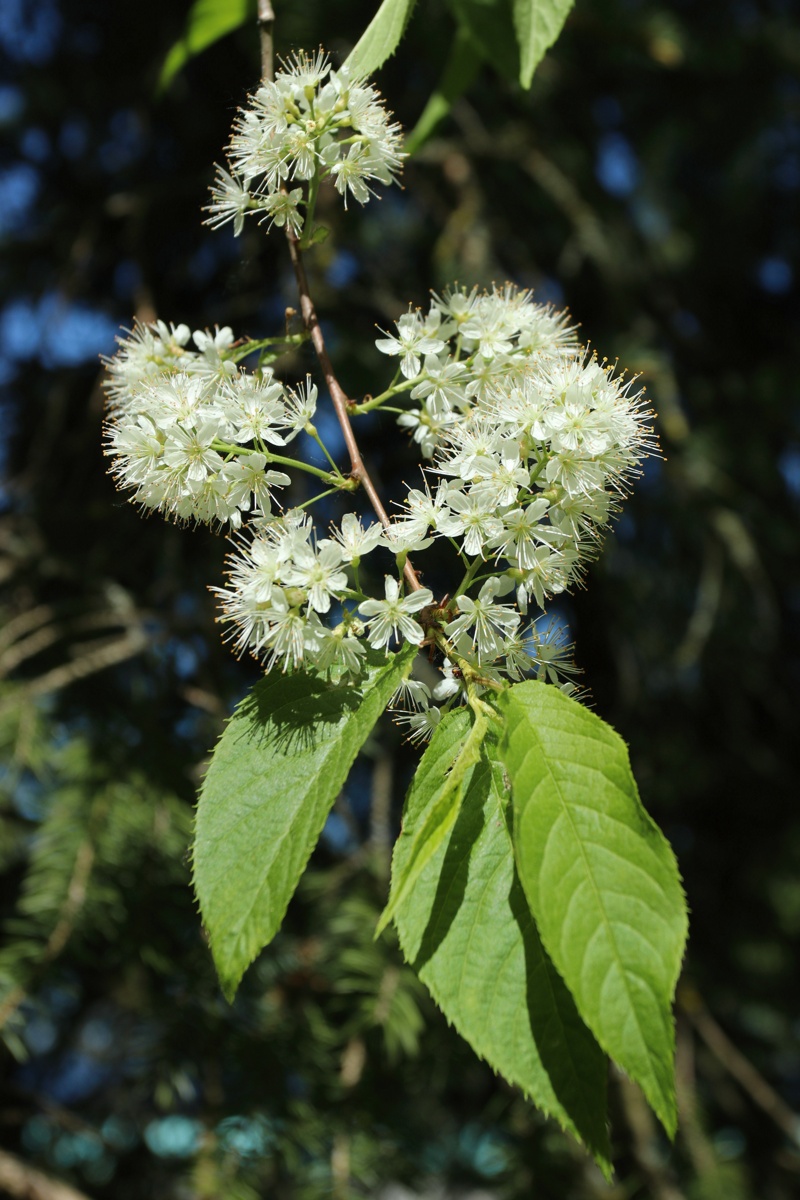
[0,0,799,1196]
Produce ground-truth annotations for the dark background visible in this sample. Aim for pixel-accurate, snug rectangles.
[1,1,799,1197]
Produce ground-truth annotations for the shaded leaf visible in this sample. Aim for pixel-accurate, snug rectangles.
[405,26,482,155]
[499,681,688,1136]
[159,0,255,93]
[392,709,611,1170]
[193,646,416,1000]
[375,701,489,937]
[448,0,521,83]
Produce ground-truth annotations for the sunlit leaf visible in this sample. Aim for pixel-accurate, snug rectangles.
[193,646,416,999]
[499,681,688,1135]
[391,709,612,1170]
[346,0,419,79]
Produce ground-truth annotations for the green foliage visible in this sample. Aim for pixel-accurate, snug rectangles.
[404,25,482,155]
[498,681,688,1136]
[390,708,612,1171]
[158,0,256,92]
[345,0,419,79]
[512,0,575,87]
[375,699,490,937]
[449,0,521,82]
[193,646,416,999]
[14,0,800,1191]
[447,0,572,89]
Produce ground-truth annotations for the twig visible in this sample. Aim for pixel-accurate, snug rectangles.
[679,984,800,1146]
[615,1071,687,1200]
[675,1014,719,1179]
[257,0,275,84]
[0,606,55,656]
[0,839,95,1033]
[0,628,148,719]
[0,1148,93,1200]
[0,611,138,679]
[284,236,422,592]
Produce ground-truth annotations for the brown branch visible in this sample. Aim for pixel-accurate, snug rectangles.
[0,606,55,656]
[0,1147,94,1200]
[675,1015,719,1179]
[284,236,422,591]
[257,0,275,84]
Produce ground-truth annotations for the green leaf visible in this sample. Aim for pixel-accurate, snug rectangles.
[391,709,612,1171]
[193,646,416,1000]
[498,682,688,1137]
[346,0,419,80]
[448,0,521,84]
[405,26,483,156]
[512,0,575,87]
[375,701,489,937]
[158,0,255,94]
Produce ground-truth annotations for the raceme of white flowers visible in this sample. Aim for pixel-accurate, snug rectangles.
[205,49,404,239]
[103,321,318,529]
[102,52,657,737]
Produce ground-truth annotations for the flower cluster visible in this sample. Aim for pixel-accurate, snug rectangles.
[101,45,656,738]
[213,512,434,680]
[101,283,654,732]
[375,284,656,615]
[205,50,404,239]
[103,322,318,528]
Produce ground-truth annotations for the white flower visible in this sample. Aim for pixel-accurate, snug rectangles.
[410,354,468,415]
[204,166,252,235]
[281,48,332,92]
[440,489,503,558]
[380,521,435,555]
[446,579,520,659]
[358,577,433,649]
[329,513,383,562]
[514,546,568,612]
[432,659,463,702]
[394,706,441,744]
[220,454,290,514]
[489,497,553,568]
[260,188,304,236]
[283,377,318,437]
[162,420,225,483]
[466,438,530,507]
[263,594,314,671]
[397,402,456,459]
[328,142,374,207]
[221,374,288,446]
[282,541,348,614]
[210,50,403,237]
[389,677,431,711]
[375,312,446,380]
[102,320,192,413]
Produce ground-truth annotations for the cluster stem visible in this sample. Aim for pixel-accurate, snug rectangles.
[258,6,422,591]
[284,234,423,591]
